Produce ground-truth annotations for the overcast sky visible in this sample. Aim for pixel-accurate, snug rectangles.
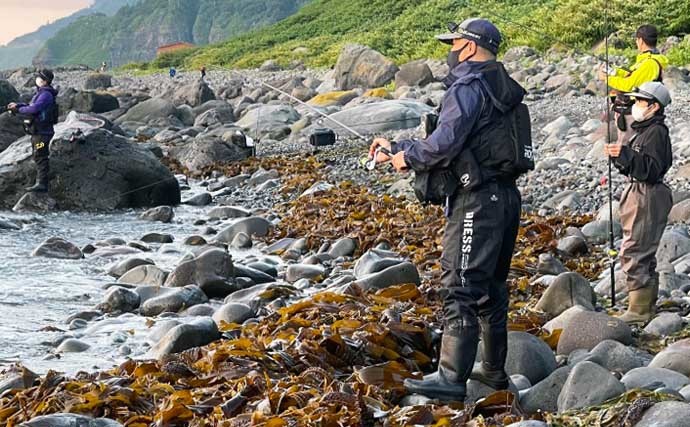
[0,0,92,45]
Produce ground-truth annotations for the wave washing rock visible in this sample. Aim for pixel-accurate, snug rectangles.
[0,112,180,210]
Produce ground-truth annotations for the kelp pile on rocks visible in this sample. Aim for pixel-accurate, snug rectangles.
[0,155,634,426]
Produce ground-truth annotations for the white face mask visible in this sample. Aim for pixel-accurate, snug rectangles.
[631,103,652,122]
[35,77,46,87]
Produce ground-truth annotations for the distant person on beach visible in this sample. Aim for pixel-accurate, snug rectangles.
[169,67,177,79]
[599,24,668,145]
[6,69,59,193]
[200,66,207,79]
[604,82,673,326]
[100,61,108,73]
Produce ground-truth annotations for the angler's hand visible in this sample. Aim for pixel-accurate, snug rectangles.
[369,138,392,163]
[597,64,608,82]
[604,144,622,158]
[7,103,17,111]
[391,152,408,172]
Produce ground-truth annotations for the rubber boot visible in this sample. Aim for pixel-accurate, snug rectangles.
[471,325,509,390]
[26,158,49,193]
[618,279,658,326]
[404,326,478,403]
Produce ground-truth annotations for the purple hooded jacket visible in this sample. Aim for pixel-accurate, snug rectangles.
[17,86,59,136]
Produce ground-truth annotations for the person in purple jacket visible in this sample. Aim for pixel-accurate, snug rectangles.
[7,69,59,192]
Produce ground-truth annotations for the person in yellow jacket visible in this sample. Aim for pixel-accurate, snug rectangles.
[598,24,668,144]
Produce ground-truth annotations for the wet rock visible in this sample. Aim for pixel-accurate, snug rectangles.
[644,313,685,336]
[57,338,90,353]
[118,265,168,287]
[212,303,254,325]
[503,331,558,385]
[183,304,216,317]
[520,366,572,413]
[98,286,140,313]
[585,340,645,374]
[621,367,690,391]
[107,257,154,278]
[399,394,433,406]
[536,253,567,275]
[680,384,690,401]
[214,217,272,244]
[352,262,420,291]
[172,79,216,107]
[557,361,625,412]
[234,264,274,284]
[184,192,212,206]
[151,317,220,358]
[141,232,174,243]
[165,248,235,298]
[66,310,102,323]
[12,192,58,213]
[208,206,250,220]
[649,339,690,376]
[505,422,548,427]
[395,59,434,88]
[353,249,404,278]
[557,310,632,355]
[328,237,357,258]
[557,235,588,256]
[286,264,326,283]
[19,413,123,427]
[0,365,38,395]
[184,235,207,246]
[634,401,690,427]
[231,232,253,249]
[68,318,87,330]
[140,206,174,223]
[334,44,398,90]
[535,272,596,317]
[31,237,83,259]
[139,285,208,317]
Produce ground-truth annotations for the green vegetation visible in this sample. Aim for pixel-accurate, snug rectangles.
[125,0,690,71]
[36,0,310,68]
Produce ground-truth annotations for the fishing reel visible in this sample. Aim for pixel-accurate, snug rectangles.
[360,146,392,171]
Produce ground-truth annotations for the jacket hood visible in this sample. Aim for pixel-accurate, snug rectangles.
[38,85,59,97]
[444,60,525,112]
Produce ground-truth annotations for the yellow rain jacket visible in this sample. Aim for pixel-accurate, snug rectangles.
[608,51,669,93]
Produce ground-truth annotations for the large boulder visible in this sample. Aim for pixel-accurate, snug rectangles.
[557,310,633,355]
[62,90,120,114]
[31,237,83,259]
[118,265,168,287]
[236,104,300,140]
[557,361,625,412]
[0,112,181,210]
[115,97,178,124]
[150,317,220,358]
[304,100,433,136]
[164,248,236,298]
[171,136,252,173]
[0,79,19,107]
[395,60,435,88]
[172,79,216,107]
[84,73,113,90]
[535,272,596,317]
[334,44,399,90]
[0,111,25,153]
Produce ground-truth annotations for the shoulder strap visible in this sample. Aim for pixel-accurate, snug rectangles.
[648,57,664,82]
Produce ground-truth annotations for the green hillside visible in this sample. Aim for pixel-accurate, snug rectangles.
[35,0,311,68]
[138,0,690,70]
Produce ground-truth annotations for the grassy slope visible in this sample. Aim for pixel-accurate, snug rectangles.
[137,0,690,70]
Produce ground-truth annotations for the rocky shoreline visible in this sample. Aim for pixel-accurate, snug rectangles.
[1,45,690,426]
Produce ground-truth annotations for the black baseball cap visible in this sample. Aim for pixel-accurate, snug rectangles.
[36,69,54,84]
[436,18,502,54]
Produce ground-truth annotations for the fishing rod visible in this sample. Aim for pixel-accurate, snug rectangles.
[604,2,618,307]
